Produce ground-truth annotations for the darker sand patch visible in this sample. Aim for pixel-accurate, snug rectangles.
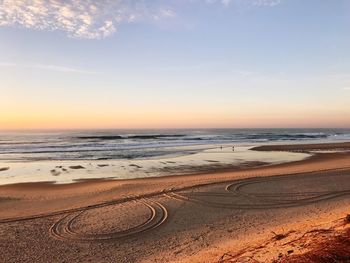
[252,142,350,152]
[155,161,269,175]
[97,164,109,167]
[0,196,20,202]
[0,167,9,172]
[69,165,85,170]
[50,169,61,176]
[129,164,142,169]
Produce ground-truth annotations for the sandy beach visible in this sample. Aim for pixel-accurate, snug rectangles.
[2,1,349,261]
[1,142,350,263]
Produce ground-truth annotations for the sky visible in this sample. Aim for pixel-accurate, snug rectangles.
[0,0,350,129]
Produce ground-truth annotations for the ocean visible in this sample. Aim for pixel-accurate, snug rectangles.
[0,128,349,161]
[0,128,349,185]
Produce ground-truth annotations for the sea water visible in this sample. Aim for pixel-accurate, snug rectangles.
[0,128,349,185]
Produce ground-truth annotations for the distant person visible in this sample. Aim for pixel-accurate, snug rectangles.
[220,146,223,150]
[232,146,235,151]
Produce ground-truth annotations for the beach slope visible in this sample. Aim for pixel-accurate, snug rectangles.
[1,142,350,263]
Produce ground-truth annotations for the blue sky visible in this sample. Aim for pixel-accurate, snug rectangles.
[0,0,350,129]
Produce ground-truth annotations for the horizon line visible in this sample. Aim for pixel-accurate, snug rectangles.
[0,127,349,132]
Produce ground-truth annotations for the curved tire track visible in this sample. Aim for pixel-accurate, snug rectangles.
[166,172,350,210]
[50,198,168,242]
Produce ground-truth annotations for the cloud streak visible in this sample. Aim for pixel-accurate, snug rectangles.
[207,0,281,7]
[0,61,97,74]
[28,64,98,74]
[0,62,16,67]
[0,0,281,39]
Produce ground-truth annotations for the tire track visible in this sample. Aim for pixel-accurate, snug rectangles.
[0,192,167,224]
[50,198,168,242]
[166,172,350,210]
[2,169,350,224]
[0,168,350,224]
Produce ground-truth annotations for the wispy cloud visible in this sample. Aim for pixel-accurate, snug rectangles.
[0,62,17,67]
[222,0,233,7]
[0,0,282,39]
[250,0,281,7]
[207,0,281,7]
[28,64,98,74]
[0,0,177,39]
[0,61,97,74]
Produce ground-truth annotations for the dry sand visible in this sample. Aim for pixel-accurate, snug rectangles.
[1,142,350,263]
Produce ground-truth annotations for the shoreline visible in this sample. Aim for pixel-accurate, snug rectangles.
[1,141,350,262]
[0,143,311,186]
[1,141,349,189]
[0,144,348,193]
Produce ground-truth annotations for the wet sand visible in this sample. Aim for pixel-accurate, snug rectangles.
[1,142,350,263]
[252,141,350,152]
[0,145,310,185]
